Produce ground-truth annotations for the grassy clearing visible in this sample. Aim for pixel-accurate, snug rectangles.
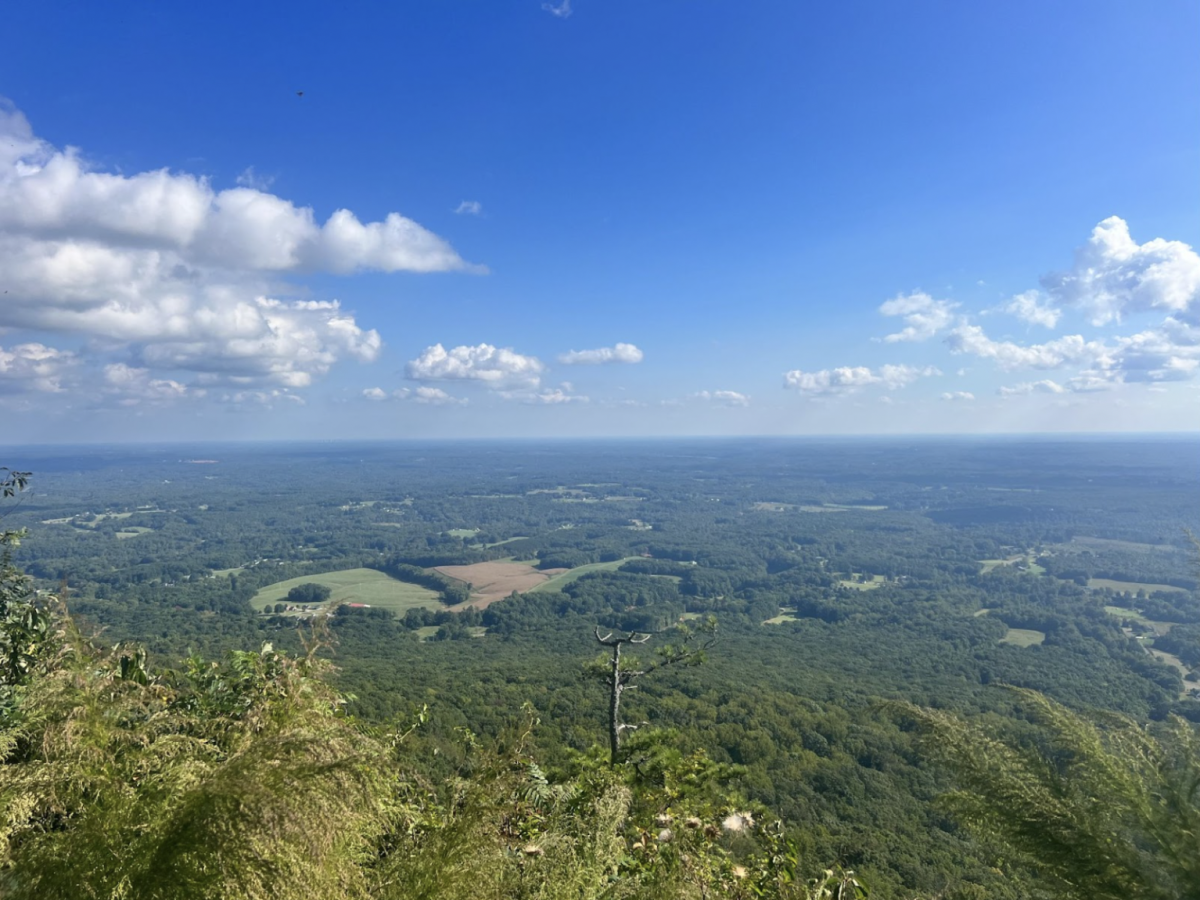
[1000,628,1046,647]
[764,608,799,625]
[211,566,245,577]
[1148,647,1190,685]
[838,574,886,591]
[114,527,154,539]
[483,536,528,548]
[980,555,1045,575]
[251,568,440,616]
[823,503,887,511]
[1088,577,1187,595]
[414,625,488,642]
[752,502,794,511]
[1105,605,1151,623]
[445,528,480,539]
[528,557,642,594]
[798,506,846,513]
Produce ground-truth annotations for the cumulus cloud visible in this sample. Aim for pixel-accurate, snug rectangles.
[692,390,750,407]
[783,364,940,394]
[1001,290,1061,329]
[878,291,957,342]
[997,379,1067,397]
[454,200,483,216]
[0,99,477,404]
[542,0,572,17]
[393,386,468,405]
[405,343,544,388]
[0,342,76,393]
[945,324,1103,370]
[362,387,388,401]
[952,319,1200,392]
[940,391,975,401]
[1042,216,1200,325]
[103,363,189,406]
[557,342,643,365]
[497,383,588,404]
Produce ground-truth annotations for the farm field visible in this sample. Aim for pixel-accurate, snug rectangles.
[838,574,886,591]
[527,557,643,594]
[1088,577,1188,595]
[435,560,568,606]
[115,527,154,539]
[1000,628,1046,647]
[250,568,440,615]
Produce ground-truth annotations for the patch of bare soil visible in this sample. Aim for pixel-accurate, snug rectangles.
[436,561,569,608]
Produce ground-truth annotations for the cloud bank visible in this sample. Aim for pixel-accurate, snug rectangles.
[0,99,476,404]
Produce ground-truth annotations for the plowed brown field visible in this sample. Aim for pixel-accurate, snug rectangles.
[435,561,568,607]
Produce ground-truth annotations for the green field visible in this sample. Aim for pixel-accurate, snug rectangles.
[251,568,440,615]
[1000,628,1046,647]
[838,574,886,591]
[114,527,154,539]
[980,556,1045,575]
[446,528,480,538]
[528,557,643,593]
[1088,577,1187,595]
[764,607,799,625]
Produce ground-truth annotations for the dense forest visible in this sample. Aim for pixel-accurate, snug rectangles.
[1,438,1198,898]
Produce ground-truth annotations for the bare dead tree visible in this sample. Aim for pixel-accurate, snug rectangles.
[593,617,716,766]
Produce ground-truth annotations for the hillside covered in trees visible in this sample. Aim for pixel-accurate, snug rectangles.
[1,438,1198,897]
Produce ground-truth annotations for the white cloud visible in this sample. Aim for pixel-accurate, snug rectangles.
[362,386,388,401]
[783,364,939,394]
[878,291,957,342]
[997,379,1067,397]
[0,99,477,399]
[940,391,975,401]
[498,383,588,404]
[0,342,76,393]
[235,167,274,191]
[557,342,643,365]
[542,0,572,17]
[692,390,750,407]
[102,363,189,406]
[945,324,1102,370]
[1042,216,1200,325]
[392,386,469,405]
[1001,290,1061,329]
[454,200,483,216]
[405,343,544,388]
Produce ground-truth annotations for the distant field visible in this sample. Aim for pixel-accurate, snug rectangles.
[764,608,799,625]
[1000,628,1046,647]
[528,557,642,594]
[1088,577,1187,595]
[1069,536,1180,554]
[251,568,440,615]
[436,561,567,606]
[823,503,887,511]
[446,528,480,538]
[752,502,794,511]
[980,556,1045,575]
[115,527,154,539]
[838,574,886,591]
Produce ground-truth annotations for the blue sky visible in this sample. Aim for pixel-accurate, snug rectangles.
[1,0,1197,440]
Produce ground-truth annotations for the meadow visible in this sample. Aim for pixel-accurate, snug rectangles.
[250,568,440,615]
